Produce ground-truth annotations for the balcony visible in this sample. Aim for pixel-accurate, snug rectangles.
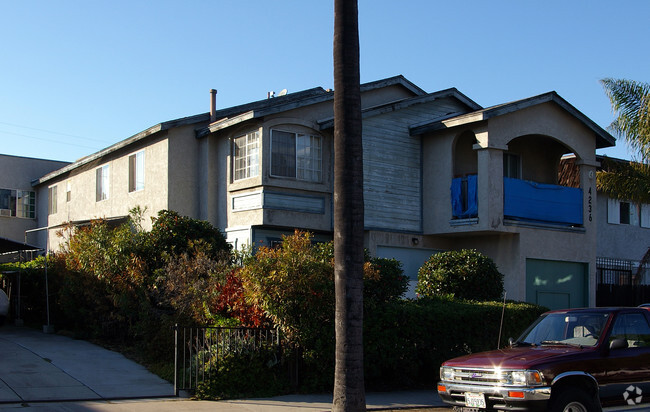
[451,176,583,226]
[503,177,583,226]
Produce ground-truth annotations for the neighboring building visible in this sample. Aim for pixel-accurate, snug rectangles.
[593,156,650,287]
[29,75,617,308]
[0,154,70,251]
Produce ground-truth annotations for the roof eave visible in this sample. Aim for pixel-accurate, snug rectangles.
[34,113,210,186]
[410,91,616,149]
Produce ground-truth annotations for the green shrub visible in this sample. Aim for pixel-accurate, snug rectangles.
[363,297,547,387]
[195,346,288,400]
[416,249,504,301]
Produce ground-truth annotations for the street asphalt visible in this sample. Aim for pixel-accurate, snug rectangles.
[0,325,448,411]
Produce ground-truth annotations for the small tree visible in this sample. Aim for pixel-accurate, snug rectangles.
[416,249,503,301]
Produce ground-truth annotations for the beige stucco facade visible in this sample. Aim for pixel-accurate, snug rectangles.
[24,76,619,308]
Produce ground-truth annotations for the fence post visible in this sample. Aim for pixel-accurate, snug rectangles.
[173,324,178,396]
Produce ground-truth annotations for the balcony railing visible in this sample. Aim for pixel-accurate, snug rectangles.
[503,177,583,226]
[451,176,583,226]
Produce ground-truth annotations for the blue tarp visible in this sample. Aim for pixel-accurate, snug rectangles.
[451,175,478,219]
[503,177,583,225]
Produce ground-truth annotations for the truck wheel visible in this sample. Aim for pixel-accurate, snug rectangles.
[551,388,601,412]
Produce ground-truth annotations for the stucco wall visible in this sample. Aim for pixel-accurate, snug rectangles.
[0,154,69,247]
[596,192,650,262]
[45,136,170,251]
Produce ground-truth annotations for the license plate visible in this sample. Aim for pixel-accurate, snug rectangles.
[465,392,486,408]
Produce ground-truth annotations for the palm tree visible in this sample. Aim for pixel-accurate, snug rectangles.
[599,78,650,279]
[332,0,366,410]
[598,78,650,204]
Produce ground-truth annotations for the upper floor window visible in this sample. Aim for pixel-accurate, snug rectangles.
[48,186,57,215]
[607,198,647,227]
[233,131,260,181]
[503,153,521,179]
[66,181,71,202]
[129,151,145,192]
[18,190,36,218]
[271,130,322,182]
[96,164,109,201]
[0,188,35,218]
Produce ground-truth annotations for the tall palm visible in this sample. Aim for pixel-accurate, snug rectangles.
[332,0,365,410]
[598,78,650,204]
[599,78,650,277]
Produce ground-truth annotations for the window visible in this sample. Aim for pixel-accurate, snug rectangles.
[271,130,322,182]
[503,153,521,179]
[0,189,16,216]
[129,151,145,192]
[66,181,71,202]
[0,188,35,218]
[620,202,631,225]
[48,186,57,215]
[609,313,650,348]
[233,131,259,181]
[17,190,35,218]
[96,165,109,201]
[608,198,640,225]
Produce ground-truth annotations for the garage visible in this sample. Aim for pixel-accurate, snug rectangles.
[526,259,588,310]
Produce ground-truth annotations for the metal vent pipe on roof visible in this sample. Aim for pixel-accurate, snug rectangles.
[210,89,218,122]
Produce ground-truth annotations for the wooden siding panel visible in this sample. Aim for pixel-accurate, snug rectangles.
[264,192,325,214]
[362,98,467,232]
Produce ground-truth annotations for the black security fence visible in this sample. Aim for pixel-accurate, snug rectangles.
[597,257,650,306]
[173,325,281,395]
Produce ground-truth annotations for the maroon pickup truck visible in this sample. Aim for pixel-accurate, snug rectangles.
[437,307,650,411]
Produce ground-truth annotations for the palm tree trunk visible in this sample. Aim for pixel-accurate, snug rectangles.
[332,0,365,410]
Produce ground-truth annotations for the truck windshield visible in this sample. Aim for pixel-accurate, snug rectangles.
[518,312,610,347]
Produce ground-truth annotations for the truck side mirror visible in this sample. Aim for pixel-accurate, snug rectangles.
[610,338,628,350]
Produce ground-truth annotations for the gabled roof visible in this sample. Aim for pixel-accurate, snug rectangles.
[410,91,616,149]
[35,75,426,185]
[195,75,426,137]
[317,87,481,130]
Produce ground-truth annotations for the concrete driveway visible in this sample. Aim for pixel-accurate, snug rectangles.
[0,326,173,403]
[0,326,449,411]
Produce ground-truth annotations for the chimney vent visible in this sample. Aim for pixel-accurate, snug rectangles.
[210,89,218,122]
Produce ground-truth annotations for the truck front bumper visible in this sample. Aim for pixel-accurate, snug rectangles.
[437,381,551,411]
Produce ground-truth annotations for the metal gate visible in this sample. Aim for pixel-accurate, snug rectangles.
[173,325,280,395]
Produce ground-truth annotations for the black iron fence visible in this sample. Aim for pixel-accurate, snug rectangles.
[596,257,650,306]
[173,325,281,395]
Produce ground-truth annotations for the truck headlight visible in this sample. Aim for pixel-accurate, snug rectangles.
[440,366,455,381]
[510,370,544,386]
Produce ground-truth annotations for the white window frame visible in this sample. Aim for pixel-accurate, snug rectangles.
[608,197,640,226]
[0,188,35,218]
[17,190,35,218]
[96,164,109,202]
[129,150,145,192]
[233,131,260,181]
[48,186,57,215]
[270,129,322,182]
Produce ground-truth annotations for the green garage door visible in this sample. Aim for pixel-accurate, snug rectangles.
[526,259,588,310]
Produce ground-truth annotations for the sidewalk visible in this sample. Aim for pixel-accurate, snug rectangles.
[0,325,448,411]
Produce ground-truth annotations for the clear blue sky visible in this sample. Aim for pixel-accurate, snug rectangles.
[1,0,648,162]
